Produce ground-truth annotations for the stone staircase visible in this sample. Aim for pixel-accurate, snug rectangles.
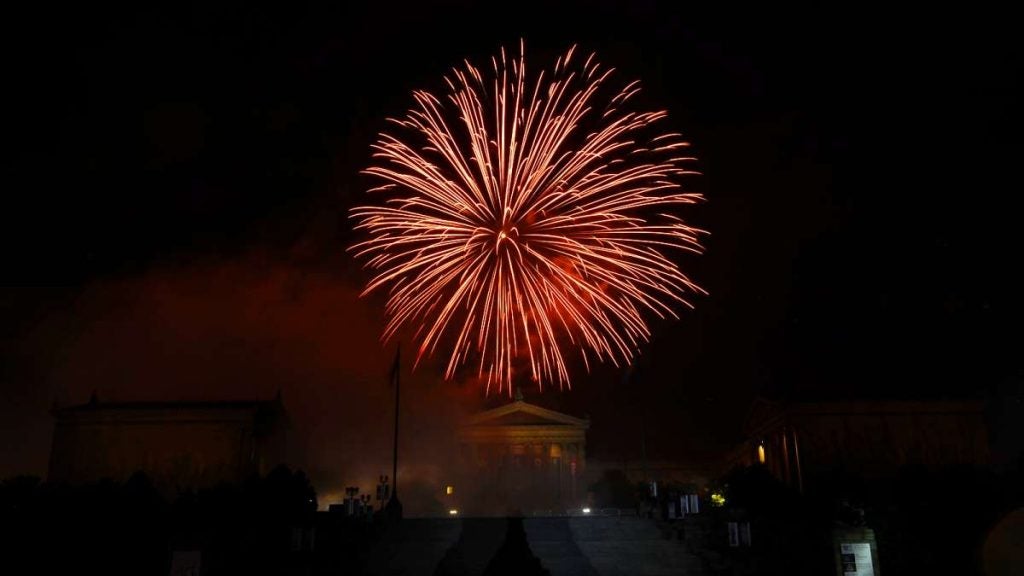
[521,518,599,576]
[525,516,706,576]
[438,518,510,575]
[363,518,464,576]
[361,515,706,576]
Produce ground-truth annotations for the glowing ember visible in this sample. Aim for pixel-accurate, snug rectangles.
[351,42,706,393]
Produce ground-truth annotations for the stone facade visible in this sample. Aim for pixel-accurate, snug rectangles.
[48,395,287,494]
[734,398,990,490]
[456,397,589,514]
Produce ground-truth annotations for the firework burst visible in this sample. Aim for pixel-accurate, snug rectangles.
[350,43,706,394]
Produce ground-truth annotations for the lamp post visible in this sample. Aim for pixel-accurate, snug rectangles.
[384,347,403,520]
[361,494,372,518]
[376,475,390,511]
[344,486,359,516]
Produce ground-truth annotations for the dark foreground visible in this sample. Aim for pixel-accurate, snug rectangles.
[3,464,1023,575]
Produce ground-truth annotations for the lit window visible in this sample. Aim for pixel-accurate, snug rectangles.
[445,485,454,495]
[757,443,765,464]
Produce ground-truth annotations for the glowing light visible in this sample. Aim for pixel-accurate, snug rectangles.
[351,42,705,393]
[757,443,765,464]
[448,509,459,515]
[445,485,454,495]
[582,507,592,514]
[711,493,726,507]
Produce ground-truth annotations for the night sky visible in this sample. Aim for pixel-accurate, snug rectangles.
[2,2,1021,497]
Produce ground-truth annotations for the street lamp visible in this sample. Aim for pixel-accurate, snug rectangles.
[376,475,391,511]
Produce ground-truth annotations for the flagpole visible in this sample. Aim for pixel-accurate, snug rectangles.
[386,345,403,520]
[392,345,400,497]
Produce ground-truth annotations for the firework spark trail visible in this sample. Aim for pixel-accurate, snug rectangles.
[350,42,706,394]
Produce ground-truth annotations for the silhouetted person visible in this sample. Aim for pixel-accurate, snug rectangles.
[481,518,549,576]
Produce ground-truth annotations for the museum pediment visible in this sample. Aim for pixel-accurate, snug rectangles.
[465,400,589,429]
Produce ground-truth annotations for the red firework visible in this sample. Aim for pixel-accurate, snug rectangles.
[350,43,706,394]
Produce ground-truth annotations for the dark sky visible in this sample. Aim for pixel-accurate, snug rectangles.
[2,1,1021,495]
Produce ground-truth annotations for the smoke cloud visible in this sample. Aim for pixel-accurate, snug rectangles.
[4,250,485,514]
